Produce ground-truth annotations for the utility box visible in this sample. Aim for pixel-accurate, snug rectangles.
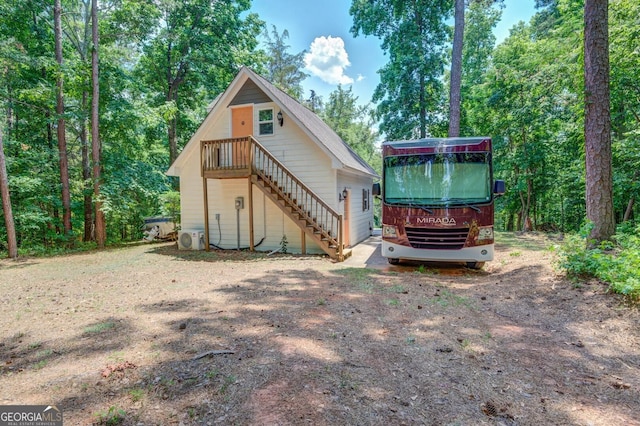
[235,197,244,210]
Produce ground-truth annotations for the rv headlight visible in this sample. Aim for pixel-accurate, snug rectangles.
[478,226,494,241]
[382,225,398,239]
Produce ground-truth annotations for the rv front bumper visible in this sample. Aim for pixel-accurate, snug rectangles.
[381,240,494,263]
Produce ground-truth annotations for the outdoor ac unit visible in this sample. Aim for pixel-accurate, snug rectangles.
[178,230,205,250]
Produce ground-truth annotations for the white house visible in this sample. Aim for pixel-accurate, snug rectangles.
[167,67,378,261]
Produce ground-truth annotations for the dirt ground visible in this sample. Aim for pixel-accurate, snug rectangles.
[0,232,639,426]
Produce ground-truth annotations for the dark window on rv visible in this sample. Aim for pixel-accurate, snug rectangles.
[383,152,491,205]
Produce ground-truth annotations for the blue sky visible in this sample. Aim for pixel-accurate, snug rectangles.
[250,0,537,105]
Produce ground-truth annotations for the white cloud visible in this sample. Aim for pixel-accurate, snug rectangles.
[304,36,354,85]
[356,74,365,82]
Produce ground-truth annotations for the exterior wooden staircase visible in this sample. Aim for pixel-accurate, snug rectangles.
[201,136,350,261]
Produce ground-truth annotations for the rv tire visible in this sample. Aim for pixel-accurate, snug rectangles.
[466,261,485,270]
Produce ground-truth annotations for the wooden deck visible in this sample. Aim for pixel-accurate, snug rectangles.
[200,137,348,261]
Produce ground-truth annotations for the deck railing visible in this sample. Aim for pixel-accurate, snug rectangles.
[201,137,252,177]
[201,137,343,258]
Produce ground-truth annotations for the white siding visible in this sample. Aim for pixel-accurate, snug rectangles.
[177,108,232,233]
[204,180,322,254]
[177,104,327,254]
[178,156,205,233]
[253,102,337,210]
[337,171,375,246]
[259,192,324,254]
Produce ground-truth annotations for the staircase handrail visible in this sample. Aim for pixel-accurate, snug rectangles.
[201,137,343,258]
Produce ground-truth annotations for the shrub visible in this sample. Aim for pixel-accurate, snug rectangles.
[557,223,640,300]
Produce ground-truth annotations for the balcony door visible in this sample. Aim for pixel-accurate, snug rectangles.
[231,106,253,168]
[232,106,253,138]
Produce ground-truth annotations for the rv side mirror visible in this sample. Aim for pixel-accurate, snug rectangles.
[372,182,381,197]
[494,180,506,196]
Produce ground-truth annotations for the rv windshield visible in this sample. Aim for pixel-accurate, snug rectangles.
[384,152,491,206]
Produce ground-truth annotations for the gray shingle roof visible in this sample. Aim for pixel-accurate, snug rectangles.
[243,67,378,178]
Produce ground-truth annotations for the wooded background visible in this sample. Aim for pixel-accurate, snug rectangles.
[0,0,637,256]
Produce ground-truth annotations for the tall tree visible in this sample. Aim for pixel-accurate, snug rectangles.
[350,0,451,139]
[460,0,503,135]
[0,127,17,258]
[449,0,505,137]
[262,25,308,100]
[0,0,262,251]
[321,85,379,171]
[0,0,63,246]
[91,0,105,248]
[61,0,93,241]
[584,0,615,242]
[54,0,72,236]
[474,7,584,232]
[609,0,640,223]
[448,0,465,137]
[138,0,263,167]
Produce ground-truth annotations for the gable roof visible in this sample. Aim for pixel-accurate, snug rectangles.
[245,68,378,177]
[168,67,378,178]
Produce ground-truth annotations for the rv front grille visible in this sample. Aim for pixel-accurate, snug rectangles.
[405,226,469,250]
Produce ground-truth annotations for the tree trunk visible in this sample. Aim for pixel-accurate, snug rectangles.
[622,171,638,222]
[517,176,534,232]
[584,0,614,244]
[54,0,73,237]
[448,0,464,137]
[0,128,18,258]
[419,75,426,138]
[623,197,634,222]
[45,110,61,236]
[91,0,106,248]
[560,192,565,233]
[167,83,180,192]
[507,213,514,232]
[81,91,93,241]
[416,9,427,139]
[41,67,61,236]
[168,115,178,167]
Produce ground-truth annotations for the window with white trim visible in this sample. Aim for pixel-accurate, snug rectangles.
[258,108,274,136]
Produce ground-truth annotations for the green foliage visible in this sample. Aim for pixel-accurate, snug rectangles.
[279,234,288,254]
[95,406,126,426]
[467,1,587,233]
[84,321,116,334]
[350,0,451,139]
[320,85,380,174]
[1,0,639,261]
[261,25,308,100]
[556,233,600,277]
[0,0,264,256]
[160,190,181,226]
[459,1,503,135]
[128,388,145,402]
[557,224,640,300]
[135,0,264,162]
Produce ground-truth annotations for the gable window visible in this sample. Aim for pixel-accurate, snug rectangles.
[258,108,274,136]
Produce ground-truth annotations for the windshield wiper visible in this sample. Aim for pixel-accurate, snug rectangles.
[385,200,435,214]
[407,203,434,214]
[445,199,481,212]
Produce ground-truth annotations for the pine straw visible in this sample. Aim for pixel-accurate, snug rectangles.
[0,237,638,425]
